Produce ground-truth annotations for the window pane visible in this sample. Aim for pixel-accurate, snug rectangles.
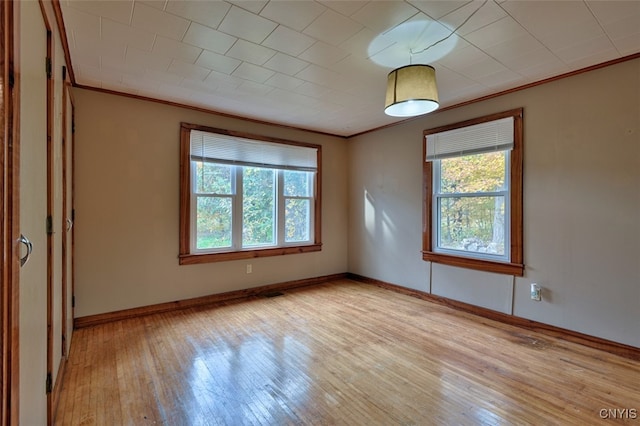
[285,198,310,242]
[196,196,232,249]
[284,170,311,196]
[242,167,275,246]
[440,151,506,194]
[438,195,505,255]
[194,162,232,194]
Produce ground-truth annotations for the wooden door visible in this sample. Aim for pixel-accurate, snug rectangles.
[18,1,49,424]
[61,72,74,359]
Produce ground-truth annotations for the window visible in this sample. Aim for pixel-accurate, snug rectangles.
[179,123,321,265]
[423,109,523,276]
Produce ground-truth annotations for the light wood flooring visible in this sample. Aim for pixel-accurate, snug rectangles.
[55,280,640,425]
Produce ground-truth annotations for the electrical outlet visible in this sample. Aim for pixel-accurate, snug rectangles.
[246,264,252,274]
[530,283,541,301]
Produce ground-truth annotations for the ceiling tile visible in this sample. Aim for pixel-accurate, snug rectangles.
[339,27,395,58]
[329,56,386,86]
[218,5,278,44]
[554,35,616,64]
[153,36,202,64]
[262,26,316,57]
[563,49,619,70]
[183,23,237,55]
[516,59,568,79]
[435,44,488,71]
[131,2,190,40]
[318,1,368,17]
[235,81,274,96]
[496,47,561,73]
[463,16,528,50]
[298,42,350,67]
[263,52,310,75]
[101,18,156,52]
[350,1,420,33]
[137,1,167,11]
[502,1,604,51]
[482,33,546,64]
[125,46,172,71]
[144,69,184,85]
[612,32,640,56]
[265,88,321,109]
[122,73,161,92]
[264,72,306,90]
[295,64,348,90]
[586,0,640,25]
[167,60,211,81]
[165,0,231,29]
[62,0,640,136]
[100,54,145,77]
[457,56,509,80]
[232,62,275,83]
[295,81,330,99]
[204,71,244,90]
[60,5,100,44]
[227,39,276,65]
[439,0,507,35]
[409,0,470,20]
[225,1,268,15]
[71,48,101,70]
[303,9,363,46]
[67,0,133,25]
[195,50,241,74]
[180,78,217,95]
[372,13,464,67]
[260,1,326,31]
[476,68,522,89]
[600,14,640,43]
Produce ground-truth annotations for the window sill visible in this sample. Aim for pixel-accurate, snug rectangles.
[179,244,322,265]
[422,251,524,276]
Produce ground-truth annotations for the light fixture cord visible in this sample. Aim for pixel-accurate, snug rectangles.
[410,0,488,56]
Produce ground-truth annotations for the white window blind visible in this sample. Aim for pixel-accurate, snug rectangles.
[190,130,317,171]
[426,116,514,161]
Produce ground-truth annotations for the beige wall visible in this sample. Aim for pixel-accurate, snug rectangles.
[73,89,348,317]
[74,58,639,348]
[348,58,640,348]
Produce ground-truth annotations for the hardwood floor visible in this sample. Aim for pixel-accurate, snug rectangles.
[55,280,640,425]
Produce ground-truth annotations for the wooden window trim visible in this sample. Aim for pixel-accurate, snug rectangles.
[422,108,524,276]
[179,123,322,265]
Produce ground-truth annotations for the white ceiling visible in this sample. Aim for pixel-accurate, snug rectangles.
[60,0,640,137]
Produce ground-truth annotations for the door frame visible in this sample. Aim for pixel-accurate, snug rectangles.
[1,0,20,424]
[44,22,53,426]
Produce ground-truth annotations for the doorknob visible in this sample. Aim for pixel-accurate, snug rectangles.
[19,234,33,267]
[66,218,73,232]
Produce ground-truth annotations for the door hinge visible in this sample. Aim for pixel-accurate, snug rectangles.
[62,65,67,81]
[72,296,75,308]
[46,215,53,235]
[46,57,52,79]
[72,209,75,221]
[9,70,15,88]
[46,373,52,394]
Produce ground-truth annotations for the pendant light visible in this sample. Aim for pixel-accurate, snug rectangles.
[384,64,439,117]
[383,0,487,118]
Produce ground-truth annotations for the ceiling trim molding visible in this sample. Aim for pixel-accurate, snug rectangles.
[350,51,640,139]
[74,84,349,139]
